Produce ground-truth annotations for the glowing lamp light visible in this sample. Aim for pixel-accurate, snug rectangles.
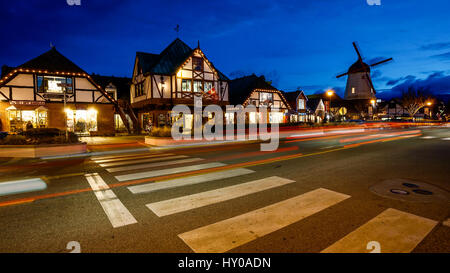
[326,90,334,96]
[370,99,376,104]
[426,101,432,106]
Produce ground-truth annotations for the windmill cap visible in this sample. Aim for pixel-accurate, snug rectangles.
[348,60,371,74]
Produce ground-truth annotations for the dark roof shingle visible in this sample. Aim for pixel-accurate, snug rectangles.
[136,38,228,80]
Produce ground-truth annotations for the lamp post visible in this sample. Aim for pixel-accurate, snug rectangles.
[326,90,334,122]
[370,99,376,120]
[426,101,433,119]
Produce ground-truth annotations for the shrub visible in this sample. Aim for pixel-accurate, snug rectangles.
[23,128,61,138]
[0,135,27,145]
[149,127,172,137]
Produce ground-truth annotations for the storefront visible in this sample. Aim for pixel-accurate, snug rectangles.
[65,108,98,134]
[4,102,49,132]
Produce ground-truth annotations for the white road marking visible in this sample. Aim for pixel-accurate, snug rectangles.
[0,178,47,197]
[442,137,450,141]
[178,188,350,253]
[147,176,295,217]
[321,208,438,253]
[85,173,137,228]
[421,136,436,139]
[99,155,188,167]
[115,162,226,182]
[320,146,336,149]
[128,168,254,194]
[106,158,204,173]
[93,153,174,163]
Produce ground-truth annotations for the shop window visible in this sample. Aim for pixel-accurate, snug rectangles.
[269,112,283,123]
[6,106,48,132]
[66,109,98,134]
[37,76,73,94]
[225,112,235,125]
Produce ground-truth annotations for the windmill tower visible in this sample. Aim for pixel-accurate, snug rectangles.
[337,42,393,100]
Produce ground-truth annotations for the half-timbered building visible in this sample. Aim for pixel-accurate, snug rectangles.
[228,74,291,124]
[130,38,229,132]
[0,47,118,135]
[283,90,309,122]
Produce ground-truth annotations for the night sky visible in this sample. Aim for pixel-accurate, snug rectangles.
[1,0,450,99]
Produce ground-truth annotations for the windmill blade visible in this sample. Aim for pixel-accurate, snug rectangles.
[336,72,349,78]
[370,58,393,67]
[365,72,376,94]
[353,42,363,60]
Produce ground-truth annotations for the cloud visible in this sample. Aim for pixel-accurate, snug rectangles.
[371,70,382,79]
[390,72,450,95]
[386,75,416,86]
[420,42,450,51]
[430,51,450,61]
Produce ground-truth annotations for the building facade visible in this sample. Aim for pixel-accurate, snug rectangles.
[0,47,116,135]
[130,39,230,132]
[228,75,291,124]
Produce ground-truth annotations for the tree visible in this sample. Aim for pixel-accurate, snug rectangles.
[401,87,430,118]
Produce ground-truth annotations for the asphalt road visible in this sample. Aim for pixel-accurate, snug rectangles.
[0,126,449,253]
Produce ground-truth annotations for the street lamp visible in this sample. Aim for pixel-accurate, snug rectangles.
[370,99,376,120]
[326,90,334,121]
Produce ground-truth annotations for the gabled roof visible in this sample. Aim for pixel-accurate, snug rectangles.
[229,74,279,105]
[17,47,87,74]
[135,38,229,80]
[283,90,307,110]
[91,74,131,100]
[306,97,323,112]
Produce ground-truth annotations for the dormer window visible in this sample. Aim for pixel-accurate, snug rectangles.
[192,57,203,71]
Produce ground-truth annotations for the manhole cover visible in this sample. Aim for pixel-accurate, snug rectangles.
[390,189,409,195]
[402,183,419,188]
[413,189,433,195]
[370,179,449,203]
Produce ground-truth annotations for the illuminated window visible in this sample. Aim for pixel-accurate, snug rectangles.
[298,99,305,110]
[204,82,213,92]
[193,81,203,92]
[192,57,203,71]
[182,79,191,92]
[259,92,273,105]
[66,109,98,133]
[37,76,73,94]
[352,87,355,94]
[135,81,144,97]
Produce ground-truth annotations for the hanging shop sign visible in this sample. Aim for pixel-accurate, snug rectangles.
[10,101,45,106]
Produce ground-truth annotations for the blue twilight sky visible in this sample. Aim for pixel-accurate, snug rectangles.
[1,0,450,99]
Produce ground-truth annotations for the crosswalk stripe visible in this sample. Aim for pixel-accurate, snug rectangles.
[442,138,450,141]
[128,168,255,194]
[93,153,175,163]
[115,162,227,182]
[178,188,350,253]
[99,155,189,167]
[420,136,436,139]
[321,208,438,253]
[106,158,204,173]
[147,176,295,217]
[85,173,137,228]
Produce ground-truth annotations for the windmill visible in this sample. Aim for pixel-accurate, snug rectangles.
[337,42,392,100]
